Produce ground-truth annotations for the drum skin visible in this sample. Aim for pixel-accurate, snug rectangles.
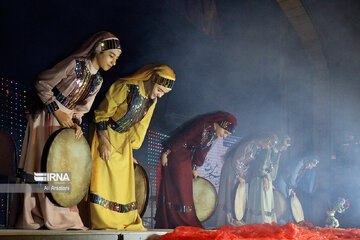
[134,163,150,217]
[273,189,287,219]
[234,182,246,221]
[291,194,305,223]
[42,128,92,207]
[193,177,218,222]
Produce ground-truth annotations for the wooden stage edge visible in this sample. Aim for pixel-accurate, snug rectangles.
[0,229,172,240]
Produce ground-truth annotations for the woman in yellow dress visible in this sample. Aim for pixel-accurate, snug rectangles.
[90,64,176,230]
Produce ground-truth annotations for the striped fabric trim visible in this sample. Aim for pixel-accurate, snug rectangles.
[89,192,137,213]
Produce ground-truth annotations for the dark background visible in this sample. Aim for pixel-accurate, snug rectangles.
[1,0,360,227]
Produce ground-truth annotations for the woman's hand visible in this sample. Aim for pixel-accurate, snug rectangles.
[263,177,269,191]
[73,124,83,139]
[239,177,245,187]
[98,140,111,162]
[97,130,111,162]
[192,169,200,179]
[53,109,74,128]
[133,157,138,164]
[289,188,296,197]
[161,150,171,166]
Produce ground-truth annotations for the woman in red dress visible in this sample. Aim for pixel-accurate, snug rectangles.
[155,111,237,229]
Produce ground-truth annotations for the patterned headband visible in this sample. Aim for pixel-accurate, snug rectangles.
[99,39,121,51]
[218,120,236,133]
[152,74,175,89]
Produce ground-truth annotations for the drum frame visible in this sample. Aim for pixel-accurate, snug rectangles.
[291,194,305,223]
[134,163,150,218]
[234,181,246,221]
[41,128,91,207]
[41,128,63,206]
[193,177,218,222]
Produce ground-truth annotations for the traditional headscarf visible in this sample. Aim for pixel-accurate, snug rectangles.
[28,31,121,116]
[273,135,291,153]
[71,31,121,59]
[119,64,176,91]
[201,111,237,134]
[304,155,320,165]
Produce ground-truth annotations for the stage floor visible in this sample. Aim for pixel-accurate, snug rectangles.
[0,229,171,240]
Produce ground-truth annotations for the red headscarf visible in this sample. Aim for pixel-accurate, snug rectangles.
[201,111,237,133]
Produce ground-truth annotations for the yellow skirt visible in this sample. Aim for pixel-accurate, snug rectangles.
[90,128,146,230]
